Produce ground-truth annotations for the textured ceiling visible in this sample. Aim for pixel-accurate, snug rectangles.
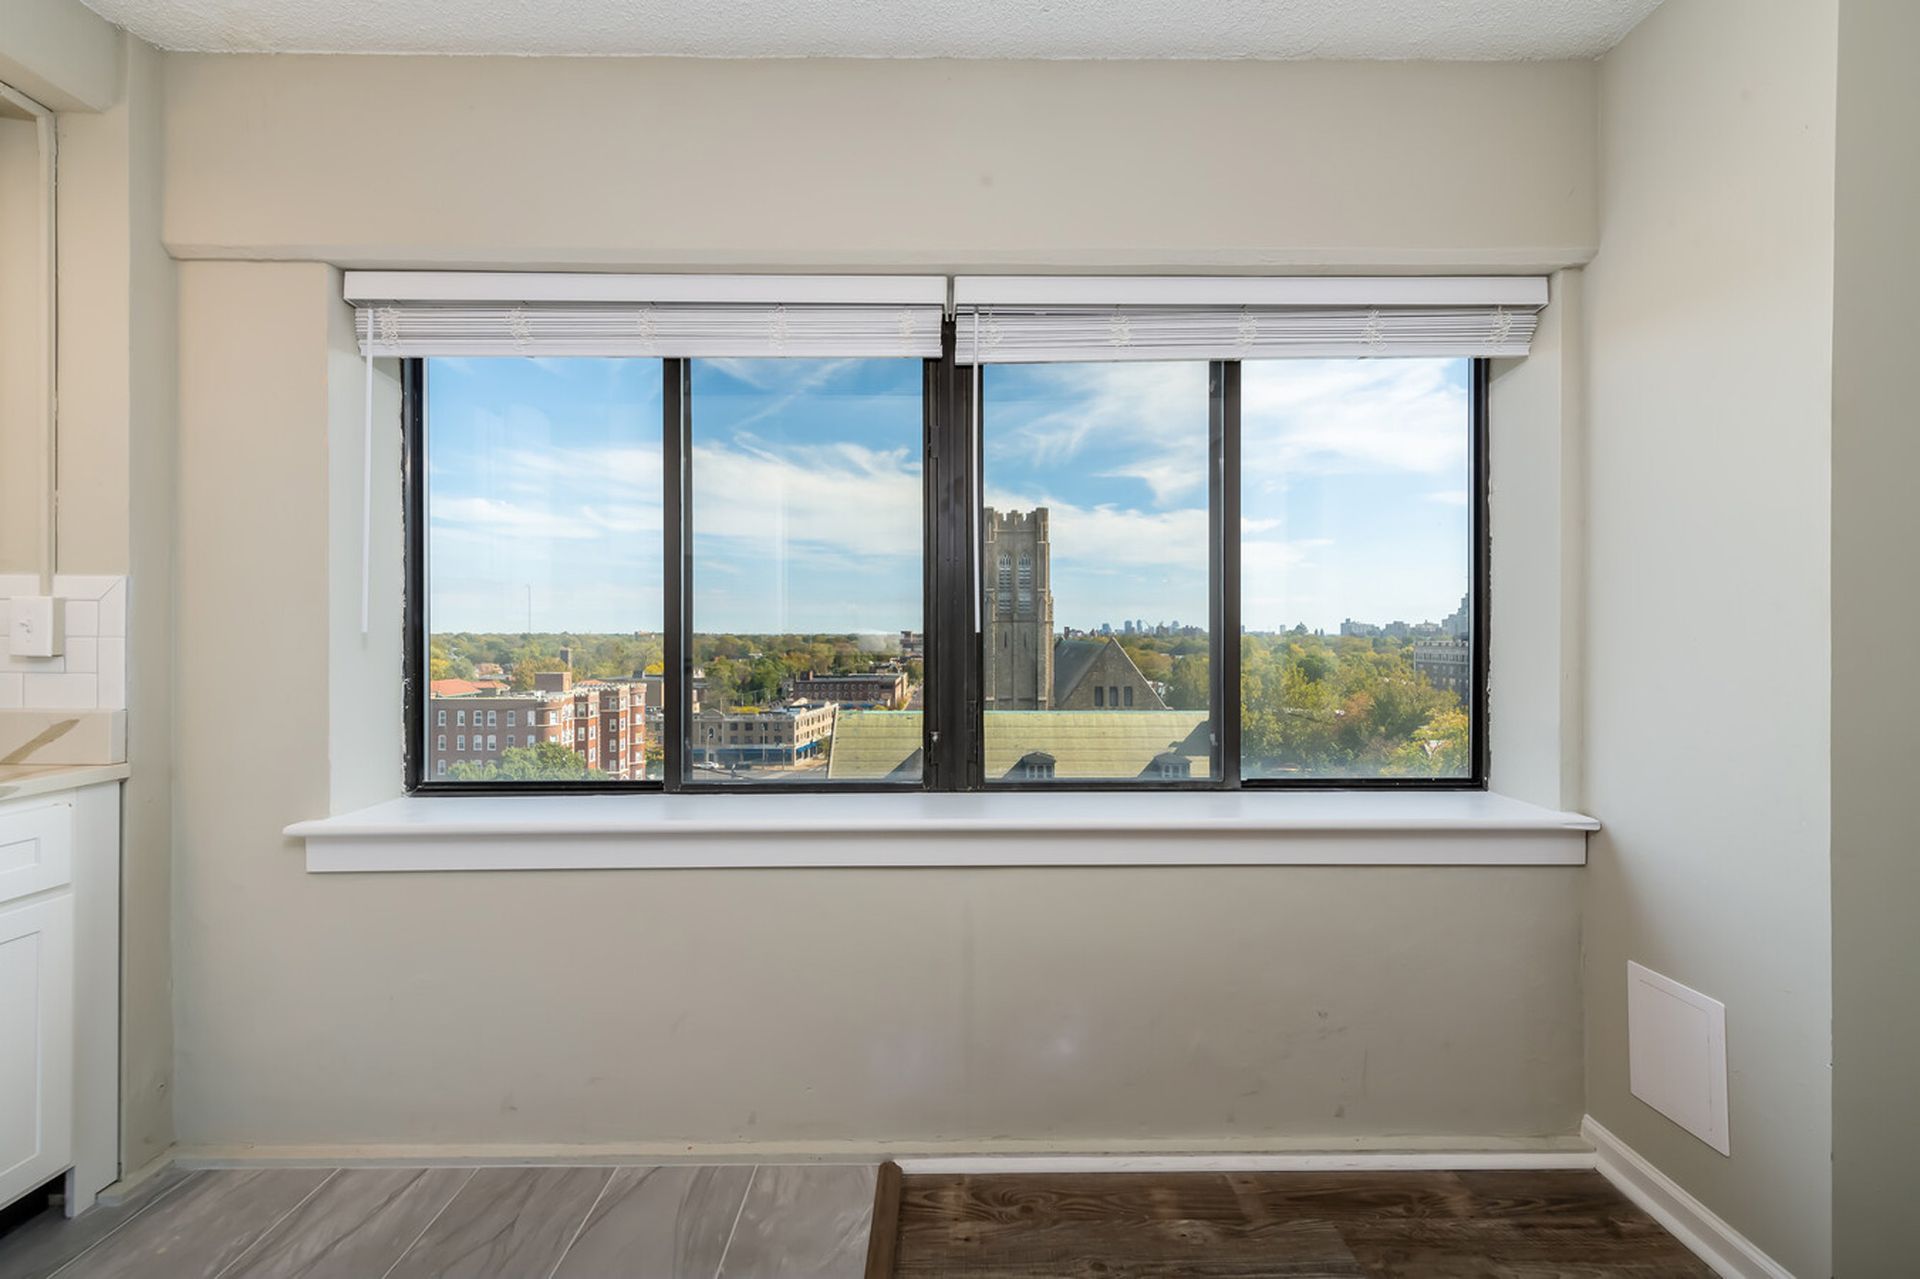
[78,0,1664,60]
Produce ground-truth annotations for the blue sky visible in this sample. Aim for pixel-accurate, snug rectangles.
[425,356,1469,636]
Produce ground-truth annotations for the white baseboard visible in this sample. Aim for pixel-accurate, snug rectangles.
[1582,1116,1795,1279]
[169,1133,1593,1172]
[895,1151,1597,1175]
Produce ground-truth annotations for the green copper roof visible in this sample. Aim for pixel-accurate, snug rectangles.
[826,709,1211,781]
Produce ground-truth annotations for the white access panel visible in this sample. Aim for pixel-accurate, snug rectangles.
[0,893,74,1206]
[1627,961,1730,1156]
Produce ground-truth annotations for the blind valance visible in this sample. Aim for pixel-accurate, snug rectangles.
[952,276,1547,363]
[345,273,947,359]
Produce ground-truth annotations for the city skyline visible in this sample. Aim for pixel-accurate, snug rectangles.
[425,355,1470,636]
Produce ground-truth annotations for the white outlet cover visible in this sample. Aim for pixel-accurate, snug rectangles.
[1627,961,1730,1156]
[8,596,65,658]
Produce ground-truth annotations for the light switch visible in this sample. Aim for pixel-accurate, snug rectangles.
[8,596,64,657]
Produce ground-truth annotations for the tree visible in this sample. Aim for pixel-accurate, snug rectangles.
[447,741,603,782]
[1166,654,1210,710]
[1384,708,1471,777]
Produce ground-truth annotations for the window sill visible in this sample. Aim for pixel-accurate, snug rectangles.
[285,791,1597,873]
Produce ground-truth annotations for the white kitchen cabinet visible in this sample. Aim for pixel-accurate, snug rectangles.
[0,891,74,1207]
[0,778,121,1217]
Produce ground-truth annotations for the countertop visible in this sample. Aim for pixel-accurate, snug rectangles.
[0,762,131,803]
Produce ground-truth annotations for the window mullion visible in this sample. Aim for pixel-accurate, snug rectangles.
[662,358,691,792]
[927,319,978,792]
[1211,360,1243,790]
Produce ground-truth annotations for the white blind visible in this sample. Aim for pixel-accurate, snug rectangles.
[953,276,1547,363]
[346,273,946,359]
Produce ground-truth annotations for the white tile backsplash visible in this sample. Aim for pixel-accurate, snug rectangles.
[97,639,125,709]
[63,636,98,673]
[50,575,121,600]
[98,581,126,638]
[0,575,126,709]
[23,672,97,709]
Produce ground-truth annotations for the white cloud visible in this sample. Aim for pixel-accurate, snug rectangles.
[692,436,922,556]
[1241,359,1468,481]
[987,362,1210,500]
[433,495,609,541]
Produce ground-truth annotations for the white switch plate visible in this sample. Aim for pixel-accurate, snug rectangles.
[1627,961,1729,1156]
[7,596,65,657]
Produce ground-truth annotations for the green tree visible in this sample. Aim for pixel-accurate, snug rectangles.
[1166,654,1210,709]
[1384,708,1471,777]
[447,741,604,781]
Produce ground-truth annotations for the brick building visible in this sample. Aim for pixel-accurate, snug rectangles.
[427,671,647,780]
[785,668,910,708]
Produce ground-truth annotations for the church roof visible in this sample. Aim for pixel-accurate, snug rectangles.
[826,709,1211,781]
[1052,638,1108,704]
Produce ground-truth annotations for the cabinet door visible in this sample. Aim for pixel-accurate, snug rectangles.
[0,894,73,1209]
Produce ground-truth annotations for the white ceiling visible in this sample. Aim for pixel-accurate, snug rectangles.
[79,0,1664,60]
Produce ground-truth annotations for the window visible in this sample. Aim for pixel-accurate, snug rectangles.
[686,358,924,786]
[979,362,1213,785]
[417,357,664,785]
[397,284,1495,795]
[1239,359,1476,781]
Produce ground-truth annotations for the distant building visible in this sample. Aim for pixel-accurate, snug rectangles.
[691,701,837,769]
[1443,592,1471,639]
[1052,637,1166,710]
[983,507,1055,709]
[426,676,646,780]
[1340,619,1382,638]
[786,668,909,709]
[639,670,706,711]
[898,631,924,661]
[1412,638,1472,703]
[984,506,1167,712]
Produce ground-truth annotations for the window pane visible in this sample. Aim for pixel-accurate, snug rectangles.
[979,362,1212,784]
[1239,359,1474,781]
[688,359,924,784]
[422,358,664,783]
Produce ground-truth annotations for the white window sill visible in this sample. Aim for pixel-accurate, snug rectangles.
[284,791,1597,872]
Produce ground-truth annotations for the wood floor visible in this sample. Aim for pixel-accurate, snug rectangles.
[875,1170,1714,1278]
[0,1163,875,1279]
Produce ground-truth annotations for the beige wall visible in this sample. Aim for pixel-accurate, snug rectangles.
[161,54,1598,272]
[0,0,120,112]
[50,34,180,1173]
[165,49,1603,1151]
[1831,0,1920,1268]
[0,108,47,573]
[1582,2,1836,1273]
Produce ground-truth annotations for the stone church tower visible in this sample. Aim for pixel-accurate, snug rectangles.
[983,507,1054,709]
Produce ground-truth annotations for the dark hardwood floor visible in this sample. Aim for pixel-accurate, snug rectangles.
[876,1170,1713,1278]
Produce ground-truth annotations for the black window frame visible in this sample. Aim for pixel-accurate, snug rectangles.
[400,339,1489,794]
